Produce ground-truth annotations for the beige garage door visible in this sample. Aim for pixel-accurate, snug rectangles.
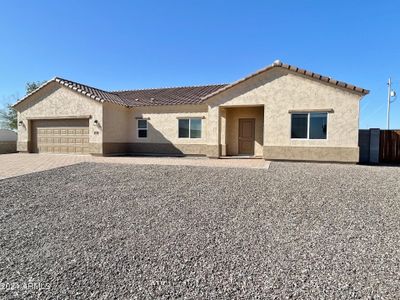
[32,119,90,154]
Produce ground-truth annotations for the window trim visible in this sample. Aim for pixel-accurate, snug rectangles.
[137,119,148,139]
[178,117,202,139]
[290,112,328,140]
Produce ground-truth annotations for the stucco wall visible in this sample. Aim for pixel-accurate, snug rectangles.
[15,83,103,154]
[126,105,208,155]
[103,102,129,143]
[207,68,363,161]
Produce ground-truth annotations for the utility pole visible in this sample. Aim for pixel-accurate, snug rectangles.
[387,77,392,129]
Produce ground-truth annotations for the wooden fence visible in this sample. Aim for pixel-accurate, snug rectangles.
[359,129,400,164]
[380,130,400,163]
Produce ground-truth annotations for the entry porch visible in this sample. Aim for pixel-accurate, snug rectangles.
[208,105,265,158]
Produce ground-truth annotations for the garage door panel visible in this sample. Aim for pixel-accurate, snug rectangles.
[60,146,68,153]
[32,119,89,154]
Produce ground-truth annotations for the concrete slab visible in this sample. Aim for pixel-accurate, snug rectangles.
[0,153,269,179]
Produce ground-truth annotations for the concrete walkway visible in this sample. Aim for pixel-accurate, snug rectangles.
[0,153,270,179]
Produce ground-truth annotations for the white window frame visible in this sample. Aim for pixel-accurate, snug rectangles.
[137,119,148,139]
[290,112,328,140]
[178,118,202,139]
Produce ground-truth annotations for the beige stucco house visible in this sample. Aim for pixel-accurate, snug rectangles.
[13,60,369,162]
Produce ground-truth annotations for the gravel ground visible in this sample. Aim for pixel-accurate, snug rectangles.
[1,162,400,299]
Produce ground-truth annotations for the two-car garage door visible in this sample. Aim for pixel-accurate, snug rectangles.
[31,119,90,154]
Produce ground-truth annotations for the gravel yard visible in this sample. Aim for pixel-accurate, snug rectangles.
[1,162,400,299]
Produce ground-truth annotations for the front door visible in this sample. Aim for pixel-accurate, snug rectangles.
[238,118,255,155]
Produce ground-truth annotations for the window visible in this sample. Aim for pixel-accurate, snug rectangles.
[178,119,189,138]
[309,113,327,139]
[137,119,148,138]
[178,118,202,138]
[291,113,308,139]
[291,112,327,139]
[190,118,202,138]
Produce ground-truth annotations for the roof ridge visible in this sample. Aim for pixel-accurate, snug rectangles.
[55,77,114,94]
[54,77,128,107]
[111,83,228,93]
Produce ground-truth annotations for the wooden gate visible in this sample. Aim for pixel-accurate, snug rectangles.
[380,130,400,163]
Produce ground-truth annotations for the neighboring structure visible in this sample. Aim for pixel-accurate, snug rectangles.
[13,60,369,162]
[0,129,17,154]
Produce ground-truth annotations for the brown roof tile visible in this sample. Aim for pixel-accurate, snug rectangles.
[13,77,226,108]
[55,77,127,106]
[113,85,227,107]
[13,60,368,109]
[13,77,128,108]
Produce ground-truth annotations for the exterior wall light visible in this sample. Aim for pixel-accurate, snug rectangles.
[93,120,99,126]
[18,120,23,126]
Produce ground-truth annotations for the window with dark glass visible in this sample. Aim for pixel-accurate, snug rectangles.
[291,113,308,139]
[190,119,202,138]
[179,118,202,138]
[137,119,148,138]
[178,119,190,138]
[309,112,327,139]
[291,112,327,139]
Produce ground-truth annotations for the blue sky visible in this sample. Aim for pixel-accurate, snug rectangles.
[1,0,399,129]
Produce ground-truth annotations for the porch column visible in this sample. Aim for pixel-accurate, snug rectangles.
[263,105,268,159]
[220,108,227,156]
[206,105,220,158]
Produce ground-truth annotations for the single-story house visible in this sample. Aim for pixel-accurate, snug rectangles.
[13,60,369,162]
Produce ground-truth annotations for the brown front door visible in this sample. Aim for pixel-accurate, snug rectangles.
[238,118,255,155]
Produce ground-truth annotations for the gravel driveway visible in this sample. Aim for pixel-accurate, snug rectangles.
[1,162,400,299]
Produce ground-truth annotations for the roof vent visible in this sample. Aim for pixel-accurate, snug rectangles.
[273,59,282,66]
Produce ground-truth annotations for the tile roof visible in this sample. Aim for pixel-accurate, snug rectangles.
[113,85,227,107]
[13,60,368,109]
[13,78,227,108]
[55,78,126,106]
[13,77,128,108]
[202,60,369,100]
